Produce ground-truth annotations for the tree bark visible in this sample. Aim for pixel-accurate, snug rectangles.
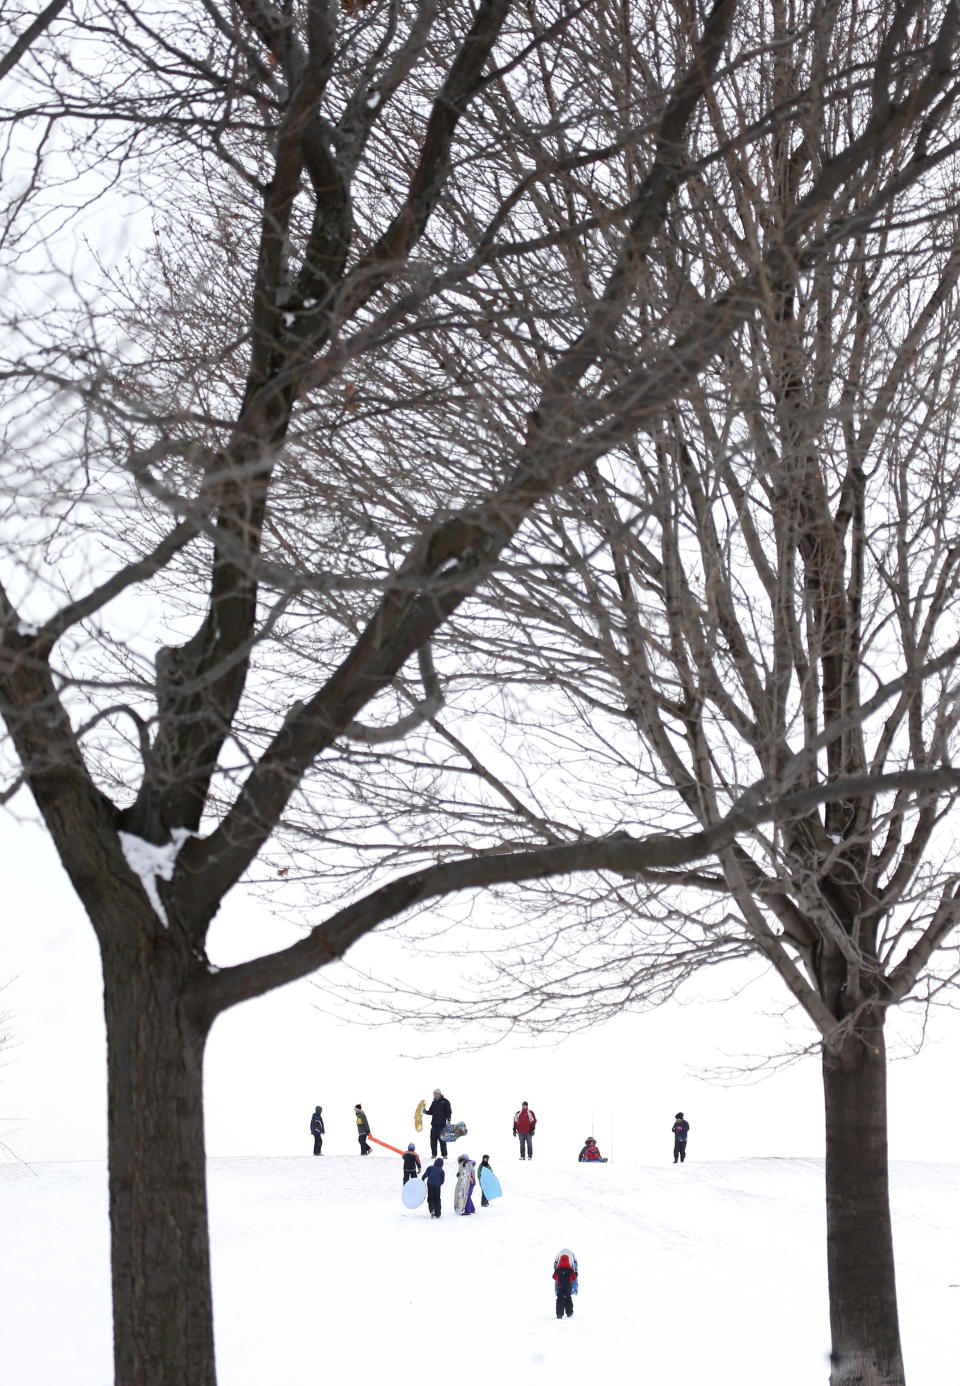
[102,924,215,1386]
[822,1014,904,1386]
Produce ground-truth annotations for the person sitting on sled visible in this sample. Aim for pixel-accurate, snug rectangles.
[577,1137,606,1162]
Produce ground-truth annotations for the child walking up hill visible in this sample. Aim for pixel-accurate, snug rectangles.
[553,1249,578,1319]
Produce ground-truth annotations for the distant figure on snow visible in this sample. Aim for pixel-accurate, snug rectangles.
[310,1105,325,1156]
[672,1112,690,1164]
[425,1088,452,1158]
[553,1248,578,1319]
[513,1100,537,1159]
[578,1137,607,1163]
[478,1153,494,1207]
[422,1157,445,1217]
[402,1143,421,1184]
[354,1104,371,1155]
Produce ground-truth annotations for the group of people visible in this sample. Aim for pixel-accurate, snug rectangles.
[309,1103,377,1156]
[309,1099,691,1167]
[309,1097,689,1321]
[403,1146,497,1218]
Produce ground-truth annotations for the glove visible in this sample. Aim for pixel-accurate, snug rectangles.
[513,1129,517,1137]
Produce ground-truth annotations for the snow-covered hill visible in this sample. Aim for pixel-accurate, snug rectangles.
[2,1154,956,1385]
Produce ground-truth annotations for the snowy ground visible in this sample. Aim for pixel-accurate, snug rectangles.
[1,1152,957,1385]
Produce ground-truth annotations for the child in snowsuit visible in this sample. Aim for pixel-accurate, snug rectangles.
[402,1143,421,1185]
[456,1154,476,1214]
[422,1157,445,1217]
[578,1138,606,1162]
[553,1249,578,1319]
[672,1112,690,1163]
[310,1105,324,1155]
[478,1154,494,1207]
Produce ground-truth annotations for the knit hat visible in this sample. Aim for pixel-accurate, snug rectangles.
[407,1143,415,1151]
[675,1112,684,1119]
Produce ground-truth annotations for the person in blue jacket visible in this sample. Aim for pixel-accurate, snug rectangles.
[310,1105,325,1155]
[422,1157,445,1218]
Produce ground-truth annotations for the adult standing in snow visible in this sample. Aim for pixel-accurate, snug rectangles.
[354,1104,372,1155]
[425,1087,452,1158]
[513,1100,537,1159]
[310,1105,325,1156]
[422,1157,445,1217]
[672,1112,690,1163]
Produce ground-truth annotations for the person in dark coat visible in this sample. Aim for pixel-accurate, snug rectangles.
[402,1143,421,1184]
[478,1153,494,1207]
[310,1105,325,1156]
[553,1249,578,1319]
[354,1104,371,1155]
[672,1112,690,1163]
[513,1101,537,1159]
[425,1088,452,1158]
[422,1157,445,1217]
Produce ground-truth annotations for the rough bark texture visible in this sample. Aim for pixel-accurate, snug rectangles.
[102,922,215,1386]
[5,4,960,1384]
[823,1018,904,1386]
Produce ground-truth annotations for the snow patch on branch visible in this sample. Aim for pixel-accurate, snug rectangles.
[118,828,195,927]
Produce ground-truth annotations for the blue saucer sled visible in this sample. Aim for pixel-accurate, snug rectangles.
[402,1179,427,1209]
[478,1166,502,1200]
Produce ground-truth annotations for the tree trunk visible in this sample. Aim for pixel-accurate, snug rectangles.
[822,1014,904,1386]
[102,926,216,1386]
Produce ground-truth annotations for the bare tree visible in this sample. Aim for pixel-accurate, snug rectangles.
[3,3,960,1385]
[327,9,960,1386]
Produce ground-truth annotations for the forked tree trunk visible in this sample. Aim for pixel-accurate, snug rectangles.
[822,1014,904,1386]
[102,924,216,1386]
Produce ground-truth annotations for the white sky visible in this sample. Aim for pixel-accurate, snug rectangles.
[4,806,960,1168]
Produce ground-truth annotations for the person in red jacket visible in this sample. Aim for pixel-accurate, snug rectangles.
[513,1101,537,1159]
[553,1249,578,1319]
[578,1137,607,1162]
